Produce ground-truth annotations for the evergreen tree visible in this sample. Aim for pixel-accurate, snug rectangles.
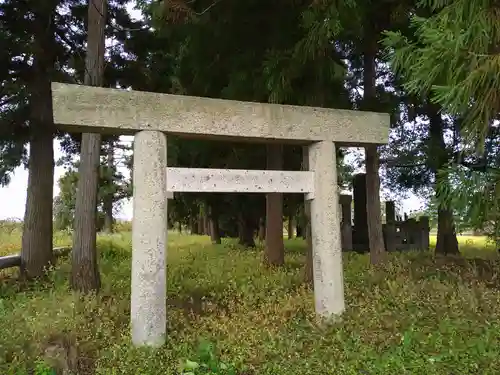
[383,0,500,244]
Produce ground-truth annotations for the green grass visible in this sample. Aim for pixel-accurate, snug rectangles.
[1,229,500,374]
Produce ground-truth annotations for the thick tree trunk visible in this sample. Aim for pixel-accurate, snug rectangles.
[21,131,55,278]
[103,142,114,233]
[264,144,285,266]
[20,2,57,279]
[71,0,107,293]
[436,208,459,255]
[363,33,385,265]
[427,102,460,255]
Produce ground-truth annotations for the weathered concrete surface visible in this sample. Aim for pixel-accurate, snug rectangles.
[131,130,168,347]
[166,167,314,194]
[308,141,345,317]
[51,83,390,146]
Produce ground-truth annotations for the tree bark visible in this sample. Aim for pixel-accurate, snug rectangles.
[197,211,204,234]
[21,132,55,278]
[71,0,107,293]
[427,102,460,255]
[209,212,221,244]
[264,144,285,266]
[365,145,385,264]
[302,146,313,284]
[190,216,200,234]
[363,32,385,265]
[203,213,210,235]
[103,142,114,233]
[287,216,294,239]
[436,208,459,255]
[296,220,303,238]
[258,217,266,242]
[238,212,256,247]
[20,2,57,279]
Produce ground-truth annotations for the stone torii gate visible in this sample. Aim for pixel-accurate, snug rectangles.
[51,82,390,347]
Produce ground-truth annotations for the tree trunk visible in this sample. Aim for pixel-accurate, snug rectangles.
[21,131,55,278]
[197,211,204,234]
[203,213,210,235]
[103,142,114,233]
[238,212,256,248]
[436,208,459,255]
[209,215,221,244]
[20,2,57,279]
[363,32,385,265]
[264,144,285,266]
[258,217,266,242]
[427,102,460,255]
[296,220,303,238]
[302,146,313,284]
[71,0,107,293]
[190,217,200,234]
[287,216,294,239]
[304,205,313,284]
[207,200,221,244]
[365,145,385,264]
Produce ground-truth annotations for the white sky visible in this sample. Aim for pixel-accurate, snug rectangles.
[0,3,425,221]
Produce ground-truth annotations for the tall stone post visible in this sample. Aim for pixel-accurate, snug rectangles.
[339,195,353,251]
[131,130,168,347]
[385,201,395,223]
[353,173,369,251]
[308,141,345,317]
[407,218,418,249]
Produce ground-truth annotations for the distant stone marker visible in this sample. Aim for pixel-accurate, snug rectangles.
[51,82,390,347]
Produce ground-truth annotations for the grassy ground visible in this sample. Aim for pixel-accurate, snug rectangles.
[1,226,500,374]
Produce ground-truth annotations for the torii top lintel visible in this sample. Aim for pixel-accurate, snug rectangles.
[51,82,390,146]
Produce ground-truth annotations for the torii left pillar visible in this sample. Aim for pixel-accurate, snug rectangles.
[131,130,168,347]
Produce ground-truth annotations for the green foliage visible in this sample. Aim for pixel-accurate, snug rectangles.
[180,341,238,375]
[1,230,500,374]
[436,164,500,242]
[382,0,500,241]
[53,160,131,231]
[32,360,56,375]
[384,1,500,143]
